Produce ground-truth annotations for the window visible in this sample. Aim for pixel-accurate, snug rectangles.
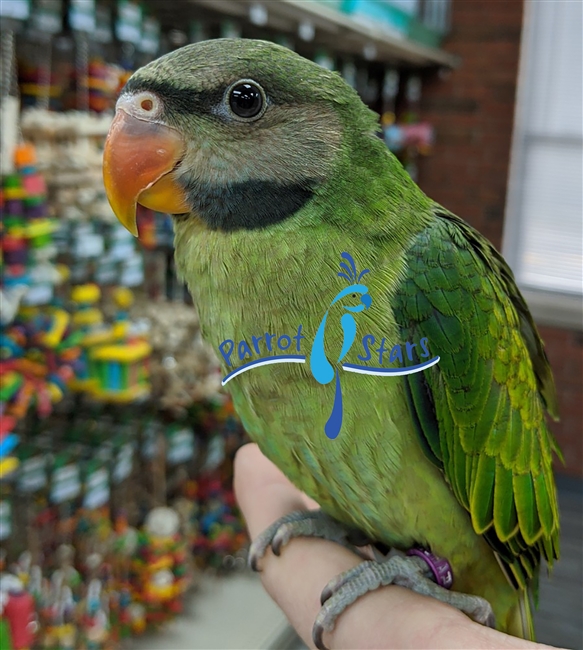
[503,0,582,329]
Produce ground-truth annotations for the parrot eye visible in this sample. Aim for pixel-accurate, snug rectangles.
[228,81,264,119]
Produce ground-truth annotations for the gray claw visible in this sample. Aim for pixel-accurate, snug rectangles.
[248,510,365,572]
[312,553,496,650]
[271,523,294,556]
[312,617,329,650]
[248,516,294,571]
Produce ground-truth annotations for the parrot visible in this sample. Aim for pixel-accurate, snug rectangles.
[102,38,562,648]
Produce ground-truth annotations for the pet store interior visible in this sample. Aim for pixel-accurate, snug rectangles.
[0,1,581,649]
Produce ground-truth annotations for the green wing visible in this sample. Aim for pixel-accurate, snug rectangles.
[394,209,561,591]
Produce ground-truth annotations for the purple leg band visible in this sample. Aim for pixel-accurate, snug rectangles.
[406,547,454,589]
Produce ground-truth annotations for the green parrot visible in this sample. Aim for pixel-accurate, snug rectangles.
[102,39,561,647]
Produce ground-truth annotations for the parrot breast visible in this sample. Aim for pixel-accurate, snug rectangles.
[173,216,516,627]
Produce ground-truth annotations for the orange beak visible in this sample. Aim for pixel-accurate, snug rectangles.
[103,109,189,236]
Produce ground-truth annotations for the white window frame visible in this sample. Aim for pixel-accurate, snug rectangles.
[503,0,583,330]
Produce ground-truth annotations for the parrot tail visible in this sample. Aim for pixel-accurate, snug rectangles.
[507,588,536,641]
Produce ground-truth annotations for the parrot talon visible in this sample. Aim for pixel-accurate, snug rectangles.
[312,553,496,650]
[249,510,370,572]
[312,616,331,650]
[271,523,294,556]
[271,528,286,556]
[249,553,260,573]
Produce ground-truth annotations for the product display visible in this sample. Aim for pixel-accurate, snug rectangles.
[0,395,249,648]
[0,134,247,642]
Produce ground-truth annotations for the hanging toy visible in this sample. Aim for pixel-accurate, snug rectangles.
[54,586,77,650]
[0,590,13,650]
[11,143,58,308]
[14,144,47,221]
[54,545,82,600]
[68,284,109,393]
[81,579,110,650]
[0,416,19,480]
[111,287,134,340]
[127,603,146,636]
[381,69,403,153]
[110,515,138,610]
[0,575,37,650]
[87,58,115,113]
[0,287,29,327]
[137,507,189,624]
[1,171,29,290]
[9,553,32,591]
[71,285,103,332]
[0,304,83,422]
[402,122,434,155]
[383,122,406,153]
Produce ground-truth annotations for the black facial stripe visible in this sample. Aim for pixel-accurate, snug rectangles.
[180,179,318,231]
[123,78,224,115]
[123,75,309,116]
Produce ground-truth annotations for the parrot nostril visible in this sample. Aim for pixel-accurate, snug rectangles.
[121,91,162,119]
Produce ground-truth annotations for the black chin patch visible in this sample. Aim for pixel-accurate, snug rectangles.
[180,178,318,230]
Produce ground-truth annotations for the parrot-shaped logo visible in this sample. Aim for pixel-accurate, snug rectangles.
[310,252,371,440]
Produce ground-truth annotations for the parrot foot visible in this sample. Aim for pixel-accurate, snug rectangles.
[312,552,495,650]
[248,509,372,572]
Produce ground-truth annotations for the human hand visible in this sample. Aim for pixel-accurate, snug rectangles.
[234,443,562,650]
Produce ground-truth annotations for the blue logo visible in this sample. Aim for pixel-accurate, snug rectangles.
[217,253,440,440]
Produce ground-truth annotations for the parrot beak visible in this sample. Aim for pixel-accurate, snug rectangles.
[103,108,189,236]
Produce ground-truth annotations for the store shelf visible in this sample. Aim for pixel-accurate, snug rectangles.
[189,0,460,68]
[129,571,297,650]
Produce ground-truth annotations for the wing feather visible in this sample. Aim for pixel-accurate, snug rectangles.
[394,209,560,591]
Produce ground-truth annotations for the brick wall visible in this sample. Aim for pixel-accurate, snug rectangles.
[538,328,583,478]
[417,0,583,477]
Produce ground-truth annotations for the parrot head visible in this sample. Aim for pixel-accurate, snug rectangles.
[102,38,383,236]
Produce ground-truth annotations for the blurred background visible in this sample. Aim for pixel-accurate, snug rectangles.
[0,1,581,649]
